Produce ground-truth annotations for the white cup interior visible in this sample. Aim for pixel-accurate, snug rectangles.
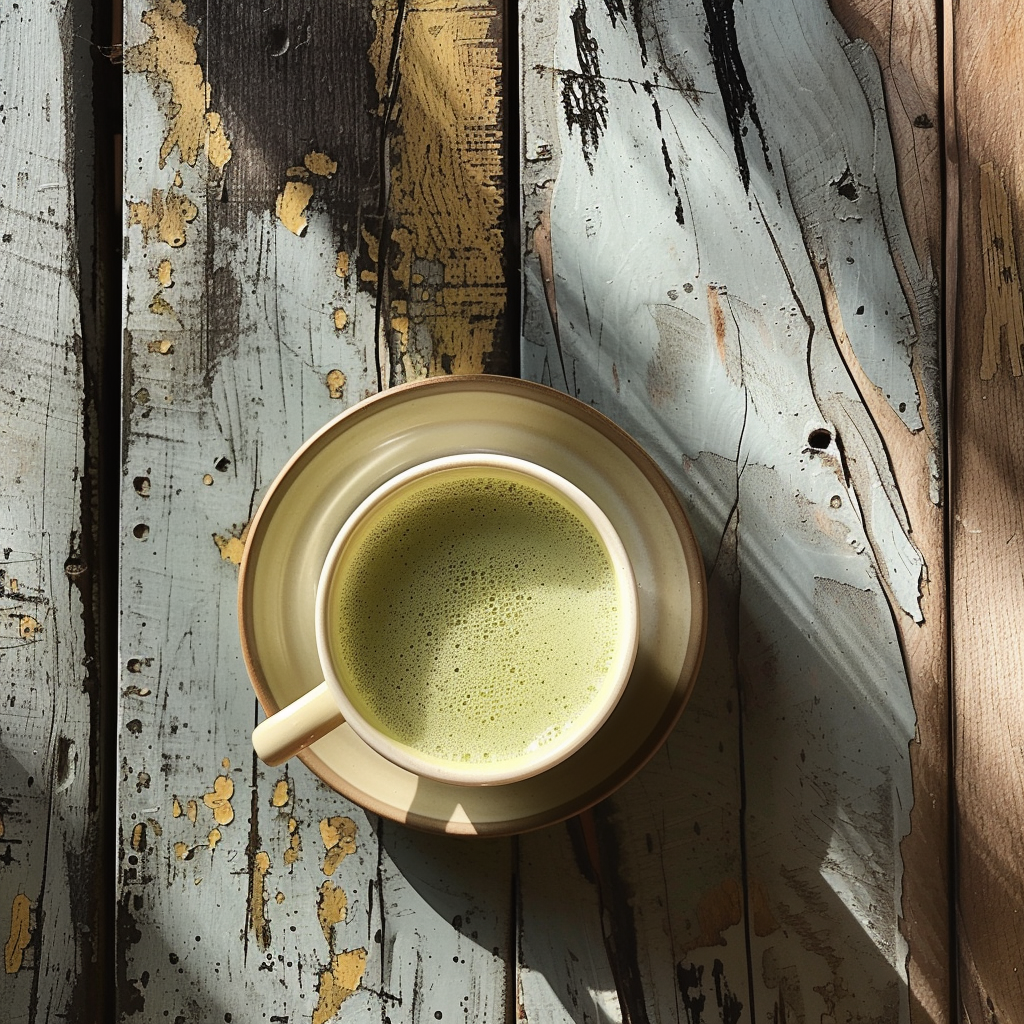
[314,453,639,785]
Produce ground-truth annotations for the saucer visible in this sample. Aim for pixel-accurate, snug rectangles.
[238,376,706,836]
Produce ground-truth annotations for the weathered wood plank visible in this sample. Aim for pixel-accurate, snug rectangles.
[119,0,512,1019]
[950,4,1024,1021]
[520,0,944,1021]
[0,1,106,1019]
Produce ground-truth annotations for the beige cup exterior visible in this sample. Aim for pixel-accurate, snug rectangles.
[250,453,640,784]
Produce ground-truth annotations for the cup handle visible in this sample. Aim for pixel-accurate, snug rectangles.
[252,682,345,766]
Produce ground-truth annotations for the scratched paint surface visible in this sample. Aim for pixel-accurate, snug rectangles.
[119,0,512,1019]
[0,1,103,1019]
[520,0,943,1020]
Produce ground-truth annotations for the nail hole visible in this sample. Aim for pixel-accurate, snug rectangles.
[215,457,231,472]
[127,658,143,673]
[267,26,290,56]
[808,429,832,450]
[133,523,150,539]
[134,475,151,496]
[830,495,842,509]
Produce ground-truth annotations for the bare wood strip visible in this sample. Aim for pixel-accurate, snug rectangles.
[950,4,1024,1021]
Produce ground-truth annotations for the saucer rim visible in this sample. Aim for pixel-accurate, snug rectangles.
[238,375,707,836]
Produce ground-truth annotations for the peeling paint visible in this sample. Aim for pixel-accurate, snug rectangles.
[326,369,347,399]
[127,187,198,247]
[319,816,356,876]
[147,339,174,354]
[304,151,338,177]
[18,615,41,640]
[271,779,289,807]
[186,799,197,823]
[681,877,743,955]
[332,307,348,331]
[149,294,177,317]
[368,0,505,374]
[173,841,192,860]
[202,774,234,825]
[275,891,285,904]
[131,822,147,851]
[156,258,173,287]
[249,850,271,951]
[205,110,232,168]
[207,828,222,850]
[335,251,350,279]
[0,816,4,839]
[4,895,30,974]
[316,880,348,947]
[124,0,232,169]
[275,181,314,236]
[212,521,251,564]
[283,817,302,866]
[312,949,367,1024]
[172,796,183,818]
[980,161,1024,378]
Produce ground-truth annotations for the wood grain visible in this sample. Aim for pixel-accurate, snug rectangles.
[520,0,945,1021]
[949,3,1024,1021]
[119,0,512,1019]
[0,1,105,1018]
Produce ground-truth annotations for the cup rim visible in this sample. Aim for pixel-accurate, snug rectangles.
[313,452,640,786]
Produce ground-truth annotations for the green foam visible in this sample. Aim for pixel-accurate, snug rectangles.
[329,471,623,770]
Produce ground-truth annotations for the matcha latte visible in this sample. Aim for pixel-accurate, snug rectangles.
[322,464,635,780]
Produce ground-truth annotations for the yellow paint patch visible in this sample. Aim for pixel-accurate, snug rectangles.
[249,850,271,951]
[149,294,177,318]
[680,877,743,955]
[18,616,41,640]
[221,757,230,769]
[173,841,192,860]
[148,339,174,354]
[305,151,338,177]
[319,816,356,876]
[203,775,234,825]
[131,822,147,851]
[326,369,347,400]
[286,165,310,180]
[148,818,163,836]
[275,891,285,904]
[980,161,1024,379]
[312,949,367,1024]
[7,579,17,592]
[212,521,251,565]
[156,259,173,287]
[172,796,183,818]
[276,181,314,236]
[207,828,222,850]
[124,0,231,169]
[4,895,31,974]
[186,799,197,824]
[283,817,302,866]
[368,0,504,374]
[205,111,232,169]
[335,251,350,279]
[316,880,348,947]
[127,188,199,248]
[271,779,290,807]
[332,307,348,331]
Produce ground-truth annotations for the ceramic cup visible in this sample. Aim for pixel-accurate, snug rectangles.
[250,453,640,785]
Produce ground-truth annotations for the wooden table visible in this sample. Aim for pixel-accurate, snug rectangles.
[3,0,1022,1020]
